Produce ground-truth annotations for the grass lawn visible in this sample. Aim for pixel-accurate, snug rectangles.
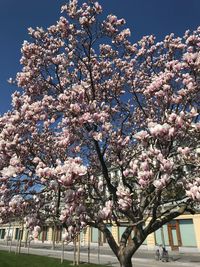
[0,250,105,267]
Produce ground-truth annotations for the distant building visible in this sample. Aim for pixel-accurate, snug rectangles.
[0,213,200,252]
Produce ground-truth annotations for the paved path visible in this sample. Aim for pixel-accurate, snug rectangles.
[0,242,200,267]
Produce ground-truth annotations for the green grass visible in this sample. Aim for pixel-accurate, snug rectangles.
[0,250,105,267]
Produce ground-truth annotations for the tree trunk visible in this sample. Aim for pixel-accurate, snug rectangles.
[119,254,133,267]
[52,226,56,250]
[87,227,91,264]
[73,236,77,266]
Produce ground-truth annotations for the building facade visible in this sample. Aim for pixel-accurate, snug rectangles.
[0,213,200,252]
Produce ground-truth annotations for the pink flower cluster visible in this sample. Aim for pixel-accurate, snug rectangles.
[186,179,200,201]
[116,186,132,211]
[98,200,113,220]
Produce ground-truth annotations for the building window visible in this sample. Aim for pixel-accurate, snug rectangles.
[155,225,169,246]
[55,226,62,242]
[91,227,98,243]
[15,228,19,240]
[0,229,6,239]
[42,226,48,242]
[179,219,197,247]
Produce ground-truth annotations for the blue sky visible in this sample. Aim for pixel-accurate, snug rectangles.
[0,0,199,115]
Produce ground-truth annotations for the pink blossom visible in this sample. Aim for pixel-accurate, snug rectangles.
[1,166,17,178]
[177,147,190,156]
[92,132,102,141]
[134,130,149,140]
[98,200,113,219]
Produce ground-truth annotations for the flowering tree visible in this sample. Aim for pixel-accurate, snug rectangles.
[0,1,200,266]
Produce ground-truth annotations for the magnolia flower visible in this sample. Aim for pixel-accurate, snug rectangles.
[92,132,102,141]
[153,180,163,189]
[123,169,129,177]
[60,174,72,185]
[134,130,149,140]
[118,198,132,211]
[177,147,191,156]
[94,2,102,14]
[140,161,149,171]
[1,166,17,178]
[98,180,104,190]
[9,195,23,208]
[116,186,132,210]
[160,159,173,173]
[98,200,113,220]
[149,123,171,137]
[129,161,138,175]
[190,107,199,117]
[168,113,177,122]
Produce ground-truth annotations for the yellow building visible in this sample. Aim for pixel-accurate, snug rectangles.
[0,213,200,252]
